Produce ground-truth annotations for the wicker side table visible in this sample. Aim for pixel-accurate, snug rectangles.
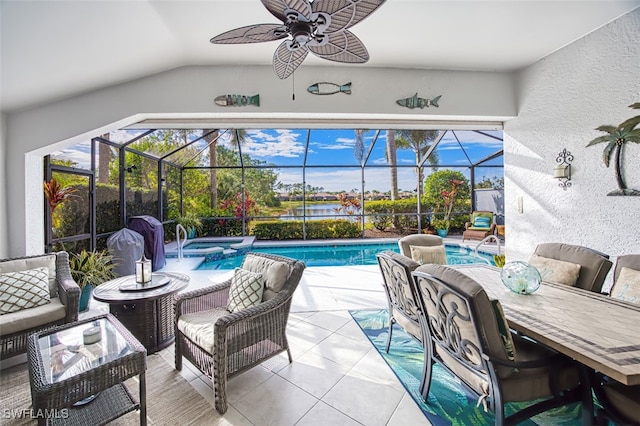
[93,272,189,354]
[27,313,147,425]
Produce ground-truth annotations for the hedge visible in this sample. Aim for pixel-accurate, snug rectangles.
[250,219,360,240]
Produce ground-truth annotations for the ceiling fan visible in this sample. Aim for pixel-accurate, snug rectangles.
[210,0,387,79]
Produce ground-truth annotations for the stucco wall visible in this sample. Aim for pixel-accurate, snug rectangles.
[504,8,640,290]
[4,66,515,256]
[0,113,7,258]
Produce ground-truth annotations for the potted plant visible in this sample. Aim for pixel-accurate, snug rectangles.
[431,217,450,237]
[69,250,116,312]
[176,213,203,239]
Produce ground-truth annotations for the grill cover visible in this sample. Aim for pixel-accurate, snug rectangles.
[106,228,145,277]
[128,215,166,271]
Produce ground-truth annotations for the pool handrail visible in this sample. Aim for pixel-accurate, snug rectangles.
[176,224,187,261]
[474,235,502,265]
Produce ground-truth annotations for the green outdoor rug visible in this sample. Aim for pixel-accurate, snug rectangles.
[350,309,587,426]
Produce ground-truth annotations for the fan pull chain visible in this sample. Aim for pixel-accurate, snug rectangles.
[292,72,295,101]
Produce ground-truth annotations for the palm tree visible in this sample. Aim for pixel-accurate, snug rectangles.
[354,129,365,164]
[395,130,441,194]
[386,130,398,200]
[203,129,248,209]
[586,103,640,196]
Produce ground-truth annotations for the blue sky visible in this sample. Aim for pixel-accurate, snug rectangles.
[52,128,503,193]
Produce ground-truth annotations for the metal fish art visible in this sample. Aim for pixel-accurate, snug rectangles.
[396,93,441,109]
[307,82,352,96]
[214,94,260,107]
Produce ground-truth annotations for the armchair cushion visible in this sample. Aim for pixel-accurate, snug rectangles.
[528,254,581,287]
[0,297,66,335]
[610,267,640,304]
[0,254,57,297]
[0,267,51,315]
[410,245,447,265]
[228,268,264,313]
[242,255,290,301]
[472,216,491,229]
[177,307,230,354]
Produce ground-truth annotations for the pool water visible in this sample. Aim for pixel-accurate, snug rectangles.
[196,242,494,270]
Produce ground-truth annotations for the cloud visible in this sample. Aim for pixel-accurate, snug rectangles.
[223,129,306,158]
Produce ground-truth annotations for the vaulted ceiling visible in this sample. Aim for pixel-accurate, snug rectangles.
[1,0,638,113]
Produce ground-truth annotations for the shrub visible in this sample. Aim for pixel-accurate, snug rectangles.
[250,219,360,240]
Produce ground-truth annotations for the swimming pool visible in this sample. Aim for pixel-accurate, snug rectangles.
[196,242,494,270]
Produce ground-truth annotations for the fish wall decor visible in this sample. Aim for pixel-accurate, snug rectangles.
[396,93,441,109]
[307,82,352,96]
[214,94,260,107]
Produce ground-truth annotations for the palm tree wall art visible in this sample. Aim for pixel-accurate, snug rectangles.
[586,103,640,196]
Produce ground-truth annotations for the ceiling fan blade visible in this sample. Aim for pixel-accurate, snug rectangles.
[210,24,287,44]
[308,30,368,63]
[312,0,386,33]
[261,0,312,22]
[273,41,309,79]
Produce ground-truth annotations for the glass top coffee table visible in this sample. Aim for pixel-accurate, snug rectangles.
[27,313,146,425]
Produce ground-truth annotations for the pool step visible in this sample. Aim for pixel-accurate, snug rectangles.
[223,249,237,256]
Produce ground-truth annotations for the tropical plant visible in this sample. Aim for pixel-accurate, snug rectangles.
[175,213,203,236]
[69,250,116,289]
[431,217,450,231]
[43,178,77,215]
[204,128,249,209]
[441,178,465,222]
[586,102,640,196]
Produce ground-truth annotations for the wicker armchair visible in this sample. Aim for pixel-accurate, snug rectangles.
[0,252,80,359]
[174,253,305,414]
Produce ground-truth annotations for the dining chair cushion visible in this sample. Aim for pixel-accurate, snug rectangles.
[227,268,264,313]
[533,243,612,292]
[0,267,51,315]
[610,267,640,304]
[397,234,443,258]
[241,255,291,301]
[490,299,516,361]
[410,245,447,265]
[613,254,640,282]
[601,382,640,422]
[177,307,230,354]
[528,254,581,287]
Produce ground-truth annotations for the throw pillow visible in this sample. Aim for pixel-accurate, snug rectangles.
[0,267,51,315]
[490,299,516,361]
[473,216,491,228]
[611,267,640,304]
[528,254,581,287]
[410,245,447,265]
[227,268,265,313]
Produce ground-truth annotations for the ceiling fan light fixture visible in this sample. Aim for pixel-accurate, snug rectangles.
[209,0,387,79]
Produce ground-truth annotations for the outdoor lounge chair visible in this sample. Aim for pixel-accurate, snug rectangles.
[0,252,80,359]
[412,264,582,425]
[462,211,496,242]
[174,252,305,414]
[529,243,613,293]
[376,251,423,351]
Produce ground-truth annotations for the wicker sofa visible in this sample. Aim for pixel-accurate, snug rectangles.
[0,252,80,359]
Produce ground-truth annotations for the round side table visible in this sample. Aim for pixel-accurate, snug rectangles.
[93,272,189,354]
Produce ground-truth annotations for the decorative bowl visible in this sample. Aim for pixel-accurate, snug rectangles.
[500,261,541,294]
